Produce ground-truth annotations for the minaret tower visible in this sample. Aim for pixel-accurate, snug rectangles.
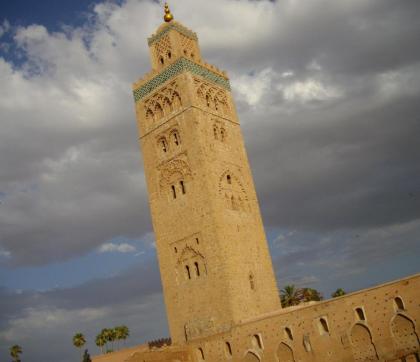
[132,4,280,344]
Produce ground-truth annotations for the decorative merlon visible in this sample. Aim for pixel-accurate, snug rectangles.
[148,22,198,46]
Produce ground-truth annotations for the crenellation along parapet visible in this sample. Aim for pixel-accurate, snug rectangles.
[147,20,198,46]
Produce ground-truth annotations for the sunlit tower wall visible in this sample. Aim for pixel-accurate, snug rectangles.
[132,10,280,345]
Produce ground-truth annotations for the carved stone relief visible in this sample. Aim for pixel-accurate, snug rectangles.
[218,170,249,212]
[144,81,182,124]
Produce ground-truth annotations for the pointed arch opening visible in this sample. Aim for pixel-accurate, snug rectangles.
[225,341,232,357]
[185,265,191,280]
[276,342,295,362]
[285,327,293,341]
[355,307,365,321]
[394,296,405,311]
[350,323,379,362]
[391,314,419,356]
[251,334,263,350]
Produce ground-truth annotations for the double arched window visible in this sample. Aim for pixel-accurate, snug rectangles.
[157,129,181,156]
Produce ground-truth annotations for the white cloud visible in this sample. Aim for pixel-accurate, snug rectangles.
[232,68,275,107]
[98,242,136,253]
[283,79,343,102]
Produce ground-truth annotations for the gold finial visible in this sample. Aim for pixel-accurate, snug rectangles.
[163,2,174,22]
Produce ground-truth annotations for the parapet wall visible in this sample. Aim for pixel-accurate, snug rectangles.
[93,273,420,362]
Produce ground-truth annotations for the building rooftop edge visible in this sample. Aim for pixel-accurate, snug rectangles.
[240,272,420,326]
[147,21,198,46]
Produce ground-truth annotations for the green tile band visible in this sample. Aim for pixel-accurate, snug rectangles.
[133,57,231,102]
[148,23,198,46]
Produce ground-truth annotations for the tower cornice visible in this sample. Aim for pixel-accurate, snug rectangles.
[132,57,230,102]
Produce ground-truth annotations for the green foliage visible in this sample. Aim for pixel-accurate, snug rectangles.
[73,333,86,362]
[332,288,346,298]
[115,325,130,348]
[300,287,323,302]
[72,333,86,348]
[10,344,22,362]
[95,325,130,353]
[280,285,301,307]
[280,285,323,307]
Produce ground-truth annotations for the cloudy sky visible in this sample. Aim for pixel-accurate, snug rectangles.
[0,0,419,360]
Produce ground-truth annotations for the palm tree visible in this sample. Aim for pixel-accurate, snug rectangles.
[331,288,346,298]
[101,328,114,352]
[10,344,22,362]
[301,288,323,302]
[115,325,130,349]
[72,333,86,361]
[280,285,301,307]
[95,333,106,354]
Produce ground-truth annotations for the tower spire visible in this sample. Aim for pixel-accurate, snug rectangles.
[163,2,174,22]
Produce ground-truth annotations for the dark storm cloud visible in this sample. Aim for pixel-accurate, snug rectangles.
[0,1,420,361]
[248,92,420,230]
[0,0,419,268]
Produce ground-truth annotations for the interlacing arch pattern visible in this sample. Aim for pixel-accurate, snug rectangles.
[154,34,172,66]
[194,78,230,115]
[180,33,196,60]
[144,81,182,123]
[157,128,182,156]
[218,170,249,212]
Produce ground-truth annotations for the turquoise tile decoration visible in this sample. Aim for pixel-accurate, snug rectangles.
[148,23,198,46]
[133,57,231,102]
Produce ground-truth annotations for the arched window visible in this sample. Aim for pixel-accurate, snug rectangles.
[172,131,180,146]
[194,262,200,277]
[355,307,365,321]
[251,334,263,349]
[171,185,176,199]
[159,56,164,65]
[197,347,205,360]
[226,174,231,184]
[146,108,154,122]
[163,97,172,115]
[249,274,255,290]
[154,103,163,119]
[319,318,329,335]
[213,126,219,140]
[196,237,199,245]
[159,138,168,153]
[174,247,177,253]
[206,94,210,107]
[394,297,405,310]
[172,92,182,109]
[285,327,293,341]
[180,180,186,194]
[225,341,232,357]
[220,128,225,142]
[167,51,172,59]
[185,265,191,279]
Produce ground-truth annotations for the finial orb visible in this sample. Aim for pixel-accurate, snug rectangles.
[163,3,174,22]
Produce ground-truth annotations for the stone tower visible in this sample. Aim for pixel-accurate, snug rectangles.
[132,6,280,345]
